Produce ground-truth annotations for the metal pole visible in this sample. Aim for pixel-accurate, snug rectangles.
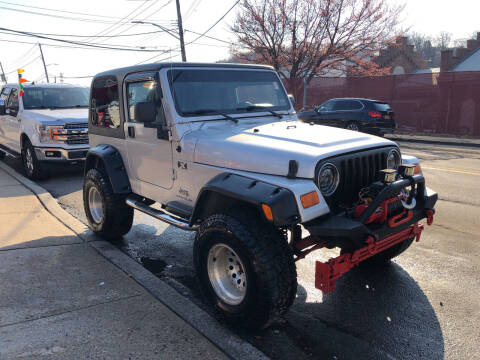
[0,61,7,83]
[175,0,187,62]
[303,77,307,111]
[38,43,49,83]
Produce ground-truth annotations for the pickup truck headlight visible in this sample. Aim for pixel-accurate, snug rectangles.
[317,163,339,196]
[36,125,67,143]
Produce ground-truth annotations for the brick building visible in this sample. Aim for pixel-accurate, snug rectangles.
[441,32,480,72]
[373,36,428,74]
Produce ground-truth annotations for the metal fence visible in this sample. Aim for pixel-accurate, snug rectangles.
[283,71,480,137]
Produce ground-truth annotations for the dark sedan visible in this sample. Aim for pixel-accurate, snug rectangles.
[298,98,396,135]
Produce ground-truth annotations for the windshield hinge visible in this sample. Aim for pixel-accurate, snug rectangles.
[172,168,177,180]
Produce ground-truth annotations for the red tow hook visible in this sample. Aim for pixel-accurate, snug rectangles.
[426,209,434,226]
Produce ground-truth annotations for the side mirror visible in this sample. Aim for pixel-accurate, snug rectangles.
[0,99,5,115]
[134,102,156,123]
[288,94,295,107]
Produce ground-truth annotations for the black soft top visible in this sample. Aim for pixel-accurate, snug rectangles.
[93,62,274,82]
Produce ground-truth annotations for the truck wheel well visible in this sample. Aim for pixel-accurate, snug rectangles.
[191,190,262,225]
[20,133,29,149]
[85,154,106,174]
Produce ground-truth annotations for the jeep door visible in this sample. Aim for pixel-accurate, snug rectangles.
[123,73,173,191]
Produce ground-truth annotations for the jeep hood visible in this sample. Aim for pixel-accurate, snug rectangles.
[22,108,88,125]
[192,120,395,179]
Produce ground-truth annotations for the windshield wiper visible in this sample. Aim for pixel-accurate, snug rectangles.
[236,105,283,119]
[183,109,238,123]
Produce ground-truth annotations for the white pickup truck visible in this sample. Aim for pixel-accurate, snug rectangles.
[0,83,89,179]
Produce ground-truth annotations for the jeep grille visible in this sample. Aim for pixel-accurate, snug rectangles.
[318,147,396,212]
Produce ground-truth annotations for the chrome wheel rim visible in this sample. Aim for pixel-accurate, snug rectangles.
[207,243,247,305]
[88,187,103,224]
[347,123,359,131]
[25,147,34,173]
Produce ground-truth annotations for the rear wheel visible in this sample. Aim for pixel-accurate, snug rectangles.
[22,139,44,180]
[194,210,297,329]
[83,168,133,239]
[345,121,360,131]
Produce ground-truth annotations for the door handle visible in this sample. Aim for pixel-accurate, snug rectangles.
[128,126,135,138]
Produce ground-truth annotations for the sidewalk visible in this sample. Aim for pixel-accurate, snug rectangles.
[385,133,480,147]
[0,166,229,359]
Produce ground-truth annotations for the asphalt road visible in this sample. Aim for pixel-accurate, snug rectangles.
[3,140,480,360]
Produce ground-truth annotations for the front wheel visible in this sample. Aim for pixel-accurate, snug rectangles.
[22,139,44,180]
[83,168,133,239]
[193,210,297,329]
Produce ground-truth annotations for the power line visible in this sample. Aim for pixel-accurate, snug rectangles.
[6,56,41,74]
[0,28,167,52]
[184,29,233,45]
[15,29,172,39]
[185,0,240,46]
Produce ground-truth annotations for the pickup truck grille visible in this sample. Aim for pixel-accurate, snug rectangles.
[64,123,89,145]
[319,147,393,211]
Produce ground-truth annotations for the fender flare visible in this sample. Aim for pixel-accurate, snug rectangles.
[85,144,131,194]
[190,173,300,227]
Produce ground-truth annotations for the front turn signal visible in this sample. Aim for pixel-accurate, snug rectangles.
[300,191,320,209]
[414,164,422,174]
[261,204,274,221]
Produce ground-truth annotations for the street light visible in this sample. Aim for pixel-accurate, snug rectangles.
[132,19,187,62]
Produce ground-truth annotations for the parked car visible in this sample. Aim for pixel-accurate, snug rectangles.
[0,83,89,179]
[82,63,436,329]
[298,98,396,135]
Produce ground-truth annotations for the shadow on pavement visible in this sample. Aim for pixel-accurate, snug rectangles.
[286,263,444,360]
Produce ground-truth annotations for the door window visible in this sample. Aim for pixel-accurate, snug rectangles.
[126,80,166,125]
[333,100,363,111]
[317,101,334,112]
[90,76,121,128]
[7,89,19,109]
[0,87,10,103]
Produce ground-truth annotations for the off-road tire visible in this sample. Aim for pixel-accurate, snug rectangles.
[83,168,133,240]
[193,209,297,329]
[22,139,45,180]
[359,237,415,268]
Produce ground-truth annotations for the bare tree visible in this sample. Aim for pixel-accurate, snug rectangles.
[231,0,404,82]
[434,31,452,50]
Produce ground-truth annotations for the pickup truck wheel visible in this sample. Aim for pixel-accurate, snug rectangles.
[193,211,297,329]
[83,168,133,240]
[358,237,415,268]
[22,140,44,180]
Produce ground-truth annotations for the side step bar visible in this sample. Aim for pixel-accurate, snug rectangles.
[125,196,198,231]
[0,144,20,158]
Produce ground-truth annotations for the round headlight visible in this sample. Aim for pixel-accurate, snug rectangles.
[387,149,401,169]
[317,163,339,196]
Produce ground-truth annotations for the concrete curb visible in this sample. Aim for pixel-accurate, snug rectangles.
[0,161,268,360]
[386,135,480,148]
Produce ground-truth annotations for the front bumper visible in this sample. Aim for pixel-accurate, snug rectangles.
[34,147,89,161]
[301,174,437,293]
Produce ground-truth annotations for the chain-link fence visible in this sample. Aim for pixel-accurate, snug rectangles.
[283,71,480,137]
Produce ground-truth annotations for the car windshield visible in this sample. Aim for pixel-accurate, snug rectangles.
[23,87,89,109]
[373,102,391,112]
[168,69,290,118]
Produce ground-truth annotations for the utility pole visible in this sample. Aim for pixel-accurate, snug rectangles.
[0,61,7,84]
[175,0,187,62]
[38,43,49,83]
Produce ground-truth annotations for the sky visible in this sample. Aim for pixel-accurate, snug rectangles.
[0,0,479,86]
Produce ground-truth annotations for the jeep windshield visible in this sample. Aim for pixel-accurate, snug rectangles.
[168,69,290,119]
[23,87,89,110]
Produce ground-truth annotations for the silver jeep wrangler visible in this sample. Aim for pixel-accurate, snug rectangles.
[83,63,437,329]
